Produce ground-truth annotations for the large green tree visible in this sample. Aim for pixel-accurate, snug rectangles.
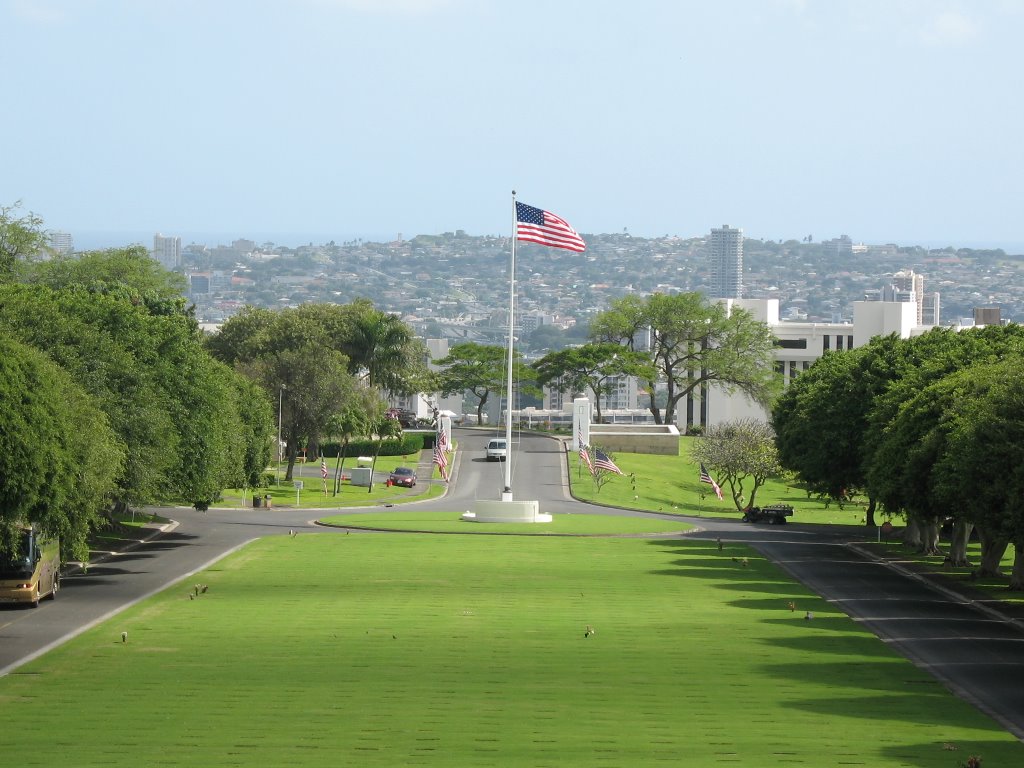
[0,334,122,561]
[934,358,1024,588]
[773,348,874,518]
[240,346,356,481]
[532,342,653,424]
[590,293,777,425]
[435,342,536,426]
[0,281,267,511]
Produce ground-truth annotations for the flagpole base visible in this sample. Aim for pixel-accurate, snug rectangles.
[462,499,551,523]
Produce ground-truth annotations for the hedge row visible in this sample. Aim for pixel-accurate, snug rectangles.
[319,434,425,458]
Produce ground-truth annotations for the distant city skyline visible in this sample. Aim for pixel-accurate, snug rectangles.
[64,229,1024,257]
[4,2,1022,251]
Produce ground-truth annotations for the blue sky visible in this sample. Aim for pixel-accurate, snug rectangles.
[2,0,1022,250]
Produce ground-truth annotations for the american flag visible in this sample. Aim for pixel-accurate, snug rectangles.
[699,463,723,501]
[515,201,586,253]
[433,441,449,481]
[593,448,624,475]
[578,431,594,474]
[320,458,329,480]
[437,427,449,453]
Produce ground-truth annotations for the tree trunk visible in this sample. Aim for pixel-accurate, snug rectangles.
[864,496,876,527]
[902,517,922,550]
[285,440,297,482]
[646,383,662,424]
[944,521,974,568]
[919,518,941,556]
[977,525,1008,578]
[333,438,349,496]
[1010,540,1024,591]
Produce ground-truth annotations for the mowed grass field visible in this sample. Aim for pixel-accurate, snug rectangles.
[3,533,1022,767]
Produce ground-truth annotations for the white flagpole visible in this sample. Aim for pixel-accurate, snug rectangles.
[503,190,517,498]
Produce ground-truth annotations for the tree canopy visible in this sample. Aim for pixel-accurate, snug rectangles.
[590,293,777,425]
[435,342,537,425]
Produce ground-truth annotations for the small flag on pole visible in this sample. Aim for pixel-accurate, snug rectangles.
[578,431,594,475]
[593,448,624,475]
[699,463,723,501]
[434,441,449,481]
[516,201,586,252]
[320,458,329,480]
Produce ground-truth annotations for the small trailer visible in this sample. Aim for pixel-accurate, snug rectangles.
[742,504,794,525]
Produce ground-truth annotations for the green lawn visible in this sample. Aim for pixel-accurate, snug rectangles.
[321,511,694,535]
[217,452,446,508]
[570,437,873,525]
[2,533,1019,767]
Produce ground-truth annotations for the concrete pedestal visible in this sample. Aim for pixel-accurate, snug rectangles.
[462,499,551,523]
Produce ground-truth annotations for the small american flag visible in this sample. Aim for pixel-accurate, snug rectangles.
[516,201,586,253]
[699,463,723,501]
[320,458,329,480]
[593,448,624,475]
[433,441,449,481]
[578,431,594,474]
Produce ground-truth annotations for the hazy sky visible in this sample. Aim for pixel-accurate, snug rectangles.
[3,0,1023,249]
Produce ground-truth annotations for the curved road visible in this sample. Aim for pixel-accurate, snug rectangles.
[3,429,1024,740]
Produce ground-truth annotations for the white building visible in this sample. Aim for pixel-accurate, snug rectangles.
[153,233,182,270]
[388,338,464,422]
[48,231,74,255]
[697,298,920,428]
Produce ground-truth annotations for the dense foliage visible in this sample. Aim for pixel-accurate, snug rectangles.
[590,292,778,425]
[773,325,1024,588]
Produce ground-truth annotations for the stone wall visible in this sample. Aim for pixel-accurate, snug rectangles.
[588,424,680,455]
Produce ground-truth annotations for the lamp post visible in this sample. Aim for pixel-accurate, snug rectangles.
[277,384,286,485]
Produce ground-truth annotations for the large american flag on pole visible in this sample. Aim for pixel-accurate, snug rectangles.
[516,201,586,253]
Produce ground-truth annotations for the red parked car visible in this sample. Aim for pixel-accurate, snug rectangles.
[388,467,417,487]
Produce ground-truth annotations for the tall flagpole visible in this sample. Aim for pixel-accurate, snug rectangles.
[503,190,517,499]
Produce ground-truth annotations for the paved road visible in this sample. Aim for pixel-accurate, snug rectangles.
[3,428,1024,740]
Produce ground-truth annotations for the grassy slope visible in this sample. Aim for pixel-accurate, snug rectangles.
[2,534,1020,767]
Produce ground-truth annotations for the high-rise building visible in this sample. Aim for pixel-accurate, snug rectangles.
[153,233,182,270]
[709,225,743,299]
[922,292,941,326]
[865,269,939,327]
[48,231,74,255]
[892,269,924,325]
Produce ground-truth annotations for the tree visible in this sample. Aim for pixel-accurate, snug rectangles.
[590,293,777,425]
[690,420,781,511]
[338,302,427,394]
[241,346,356,482]
[533,342,653,424]
[773,348,873,517]
[435,342,536,425]
[207,302,426,463]
[325,389,381,495]
[0,334,122,562]
[932,359,1024,586]
[0,201,47,283]
[27,245,187,306]
[0,280,265,513]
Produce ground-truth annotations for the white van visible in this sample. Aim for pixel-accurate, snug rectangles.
[485,438,508,461]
